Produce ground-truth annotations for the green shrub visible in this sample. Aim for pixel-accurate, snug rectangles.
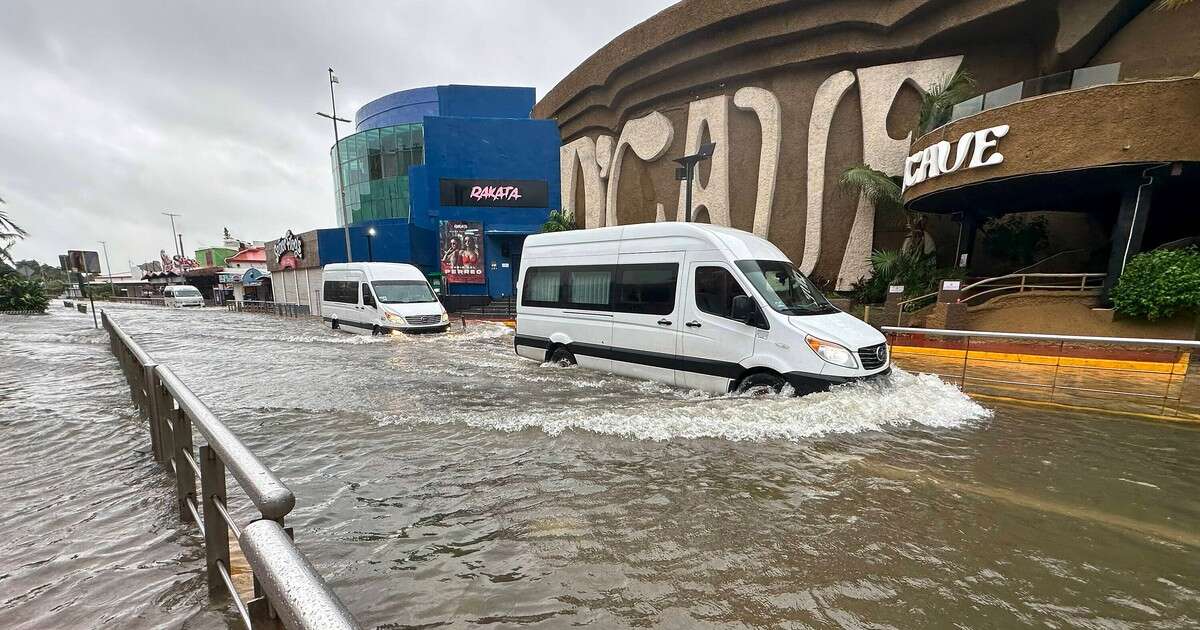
[1111,247,1200,320]
[851,249,964,308]
[0,274,49,312]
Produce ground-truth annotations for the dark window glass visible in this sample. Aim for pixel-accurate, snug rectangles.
[382,153,398,178]
[368,154,383,180]
[616,264,677,315]
[522,267,561,306]
[695,266,747,319]
[373,280,436,304]
[323,280,360,304]
[361,283,376,307]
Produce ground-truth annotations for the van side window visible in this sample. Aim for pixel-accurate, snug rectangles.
[695,266,747,319]
[616,264,677,315]
[322,280,358,304]
[523,268,561,306]
[361,283,375,307]
[566,269,612,308]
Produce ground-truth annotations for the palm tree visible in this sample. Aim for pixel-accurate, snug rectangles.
[918,69,976,135]
[840,164,903,212]
[541,209,577,233]
[0,197,27,267]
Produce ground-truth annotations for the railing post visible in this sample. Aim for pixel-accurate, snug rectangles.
[155,380,175,466]
[199,444,231,597]
[173,406,196,523]
[143,364,162,462]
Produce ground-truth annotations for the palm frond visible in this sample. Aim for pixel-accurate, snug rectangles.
[541,209,578,233]
[840,164,903,210]
[1156,0,1192,9]
[0,208,27,240]
[919,69,977,134]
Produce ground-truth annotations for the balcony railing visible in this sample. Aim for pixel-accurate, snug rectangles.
[947,62,1122,124]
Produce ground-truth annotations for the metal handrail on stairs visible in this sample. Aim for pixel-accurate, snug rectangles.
[956,272,1105,306]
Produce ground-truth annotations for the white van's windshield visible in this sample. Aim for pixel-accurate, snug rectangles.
[175,287,201,297]
[372,280,437,304]
[735,260,836,316]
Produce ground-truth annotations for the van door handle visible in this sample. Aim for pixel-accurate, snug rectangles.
[657,318,672,326]
[685,320,702,328]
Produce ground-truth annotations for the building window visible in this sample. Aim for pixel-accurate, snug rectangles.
[331,121,425,224]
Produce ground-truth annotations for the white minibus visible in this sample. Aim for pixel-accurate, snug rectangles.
[321,263,450,335]
[163,285,204,308]
[514,223,890,395]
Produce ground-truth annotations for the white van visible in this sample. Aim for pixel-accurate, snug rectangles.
[514,223,889,395]
[163,285,204,308]
[321,263,449,335]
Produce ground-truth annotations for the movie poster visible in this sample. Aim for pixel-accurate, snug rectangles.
[439,220,485,284]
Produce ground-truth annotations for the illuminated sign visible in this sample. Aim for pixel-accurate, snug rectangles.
[439,179,548,207]
[903,124,1009,191]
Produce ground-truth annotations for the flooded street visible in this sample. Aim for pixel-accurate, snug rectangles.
[2,306,1199,629]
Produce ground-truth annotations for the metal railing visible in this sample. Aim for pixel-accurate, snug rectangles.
[101,311,359,630]
[883,326,1200,419]
[97,296,168,306]
[228,300,311,318]
[956,272,1104,306]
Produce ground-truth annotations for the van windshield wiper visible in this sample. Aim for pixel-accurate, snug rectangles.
[781,305,837,315]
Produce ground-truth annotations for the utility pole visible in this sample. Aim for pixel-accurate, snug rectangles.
[318,68,354,263]
[98,240,114,295]
[162,211,182,257]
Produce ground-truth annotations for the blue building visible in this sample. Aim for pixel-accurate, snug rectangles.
[318,85,560,306]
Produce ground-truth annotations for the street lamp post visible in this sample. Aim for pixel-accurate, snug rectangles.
[318,68,354,263]
[162,211,182,257]
[98,240,114,295]
[366,226,376,262]
[673,142,717,223]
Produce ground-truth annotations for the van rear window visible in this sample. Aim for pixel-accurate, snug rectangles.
[322,280,358,304]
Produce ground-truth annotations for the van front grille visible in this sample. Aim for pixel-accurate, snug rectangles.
[405,314,442,326]
[858,343,889,370]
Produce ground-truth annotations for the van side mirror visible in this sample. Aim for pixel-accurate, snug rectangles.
[731,295,756,323]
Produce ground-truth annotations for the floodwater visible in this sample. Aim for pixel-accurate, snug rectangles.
[2,305,1198,629]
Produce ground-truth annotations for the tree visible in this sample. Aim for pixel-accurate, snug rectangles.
[1156,0,1193,9]
[918,69,977,135]
[0,197,27,266]
[0,274,49,312]
[541,209,577,233]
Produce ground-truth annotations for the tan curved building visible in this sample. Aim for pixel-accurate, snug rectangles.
[536,0,1200,293]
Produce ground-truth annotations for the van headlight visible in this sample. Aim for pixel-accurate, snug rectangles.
[440,312,449,323]
[805,335,858,369]
[384,311,403,322]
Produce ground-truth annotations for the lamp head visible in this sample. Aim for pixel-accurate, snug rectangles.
[367,227,377,237]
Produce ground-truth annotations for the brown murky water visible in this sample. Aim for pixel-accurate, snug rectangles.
[2,306,1197,629]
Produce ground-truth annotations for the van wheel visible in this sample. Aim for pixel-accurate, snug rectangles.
[371,325,381,336]
[736,372,785,396]
[549,346,576,367]
[331,318,339,330]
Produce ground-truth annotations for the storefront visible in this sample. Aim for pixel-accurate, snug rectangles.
[535,0,1200,291]
[325,85,560,308]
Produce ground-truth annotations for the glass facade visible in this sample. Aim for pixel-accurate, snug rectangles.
[331,123,425,225]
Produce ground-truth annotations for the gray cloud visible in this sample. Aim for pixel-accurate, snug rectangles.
[0,0,675,271]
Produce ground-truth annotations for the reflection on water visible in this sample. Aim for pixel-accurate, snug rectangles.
[1,306,1198,629]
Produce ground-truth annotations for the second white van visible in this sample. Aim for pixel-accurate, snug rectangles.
[163,285,204,308]
[514,223,890,395]
[322,263,450,334]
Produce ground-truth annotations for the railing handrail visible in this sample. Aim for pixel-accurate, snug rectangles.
[155,365,295,519]
[882,325,1200,349]
[957,272,1104,294]
[101,311,359,630]
[240,520,360,629]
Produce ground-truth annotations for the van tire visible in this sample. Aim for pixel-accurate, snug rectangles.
[549,346,576,367]
[331,318,339,330]
[736,372,785,396]
[371,325,381,336]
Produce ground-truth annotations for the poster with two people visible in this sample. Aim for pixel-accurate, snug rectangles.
[439,220,485,284]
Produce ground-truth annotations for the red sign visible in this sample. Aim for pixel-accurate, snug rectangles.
[439,220,485,284]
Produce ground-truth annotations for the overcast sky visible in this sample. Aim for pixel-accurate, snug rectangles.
[0,0,675,272]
